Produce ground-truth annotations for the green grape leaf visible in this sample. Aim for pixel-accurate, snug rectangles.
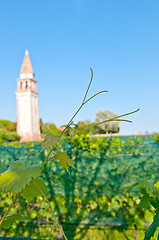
[1,213,27,229]
[138,179,154,195]
[144,211,159,240]
[0,160,40,195]
[20,178,47,202]
[150,199,159,210]
[41,134,60,151]
[138,193,150,209]
[152,189,159,199]
[56,151,76,172]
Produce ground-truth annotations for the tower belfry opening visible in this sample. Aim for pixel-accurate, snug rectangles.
[16,50,41,142]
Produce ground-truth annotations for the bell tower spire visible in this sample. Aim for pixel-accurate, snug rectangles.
[20,49,34,79]
[16,50,41,142]
[17,50,37,93]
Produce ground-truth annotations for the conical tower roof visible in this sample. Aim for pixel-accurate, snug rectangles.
[20,50,33,74]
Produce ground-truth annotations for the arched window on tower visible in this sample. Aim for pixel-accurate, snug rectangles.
[26,81,28,89]
[20,82,23,90]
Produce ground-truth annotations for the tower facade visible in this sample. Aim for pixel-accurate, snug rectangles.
[16,50,41,142]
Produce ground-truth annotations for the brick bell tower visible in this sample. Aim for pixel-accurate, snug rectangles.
[16,50,41,142]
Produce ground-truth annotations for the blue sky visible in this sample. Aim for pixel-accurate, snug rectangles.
[0,0,159,134]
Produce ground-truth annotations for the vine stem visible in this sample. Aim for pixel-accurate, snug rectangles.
[47,155,57,162]
[40,148,52,169]
[41,69,107,168]
[60,102,84,137]
[40,152,57,169]
[82,68,93,104]
[59,91,107,138]
[0,193,20,226]
[33,180,68,240]
[59,108,140,141]
[59,69,108,138]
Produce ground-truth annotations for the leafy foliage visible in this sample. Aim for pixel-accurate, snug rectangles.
[0,129,20,142]
[154,181,159,192]
[95,110,119,133]
[0,120,12,129]
[138,191,150,210]
[74,121,96,135]
[130,178,159,239]
[1,213,27,229]
[144,211,159,240]
[20,178,47,202]
[137,179,154,195]
[40,120,61,136]
[7,122,17,132]
[0,160,40,195]
[56,151,76,172]
[0,120,20,142]
[155,134,159,143]
[41,134,60,151]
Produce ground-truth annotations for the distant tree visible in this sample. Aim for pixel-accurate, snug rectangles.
[74,120,96,135]
[0,120,12,129]
[0,129,20,141]
[7,122,17,132]
[0,120,20,142]
[76,121,87,131]
[95,110,119,134]
[40,122,61,136]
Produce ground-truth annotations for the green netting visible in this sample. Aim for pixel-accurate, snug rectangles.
[0,142,158,195]
[0,136,159,239]
[0,139,159,198]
